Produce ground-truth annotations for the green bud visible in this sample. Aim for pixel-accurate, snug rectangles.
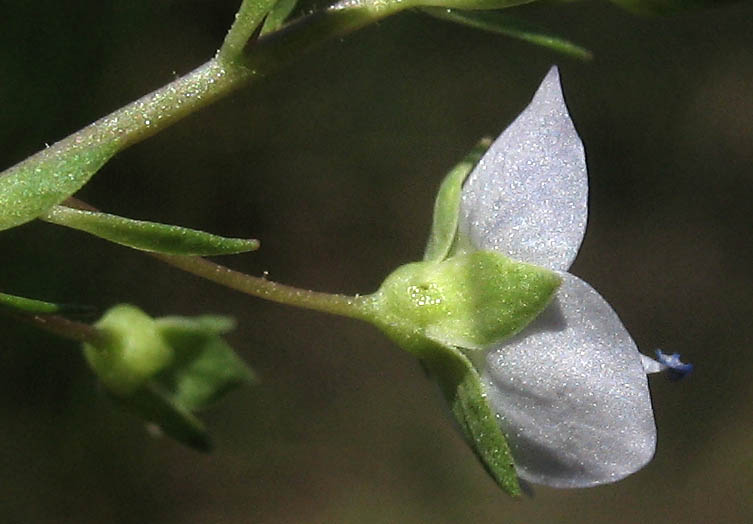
[84,305,173,396]
[370,251,561,356]
[83,306,254,450]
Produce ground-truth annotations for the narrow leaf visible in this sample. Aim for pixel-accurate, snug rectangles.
[0,292,61,314]
[422,8,592,61]
[424,138,490,262]
[0,291,94,316]
[0,142,117,231]
[42,205,259,256]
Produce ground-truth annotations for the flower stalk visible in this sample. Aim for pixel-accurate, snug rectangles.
[11,312,109,347]
[154,254,372,321]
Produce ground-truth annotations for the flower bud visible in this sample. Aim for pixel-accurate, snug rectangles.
[83,304,173,396]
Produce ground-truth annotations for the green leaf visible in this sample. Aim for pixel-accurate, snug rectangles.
[110,383,211,452]
[42,205,259,256]
[0,291,94,316]
[422,8,593,61]
[421,340,520,495]
[0,141,117,231]
[424,138,490,263]
[261,0,300,34]
[154,315,256,412]
[0,291,62,314]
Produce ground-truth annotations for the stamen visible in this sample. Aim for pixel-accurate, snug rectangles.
[641,350,693,380]
[655,349,693,381]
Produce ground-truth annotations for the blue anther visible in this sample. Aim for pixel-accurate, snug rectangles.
[655,349,693,381]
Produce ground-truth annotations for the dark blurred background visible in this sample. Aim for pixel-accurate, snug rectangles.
[1,1,752,522]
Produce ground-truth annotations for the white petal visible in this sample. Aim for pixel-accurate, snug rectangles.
[459,67,588,271]
[480,273,656,488]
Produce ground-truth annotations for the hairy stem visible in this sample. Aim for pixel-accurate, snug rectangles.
[156,254,372,320]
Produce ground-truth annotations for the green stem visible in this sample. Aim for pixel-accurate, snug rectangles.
[0,3,409,232]
[65,196,373,321]
[0,3,405,186]
[9,312,109,347]
[218,0,276,64]
[156,254,372,320]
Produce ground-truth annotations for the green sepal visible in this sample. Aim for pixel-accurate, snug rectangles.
[373,251,560,352]
[153,315,256,412]
[424,139,490,263]
[109,382,211,452]
[42,205,259,256]
[0,141,117,231]
[261,0,300,34]
[421,340,520,495]
[422,8,592,61]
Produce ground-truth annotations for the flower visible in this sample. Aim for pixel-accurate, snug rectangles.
[456,66,685,488]
[369,66,689,493]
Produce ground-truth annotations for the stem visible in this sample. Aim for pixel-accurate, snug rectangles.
[0,3,409,232]
[65,196,374,321]
[0,3,405,185]
[9,312,109,347]
[218,0,275,63]
[238,4,402,74]
[155,254,372,320]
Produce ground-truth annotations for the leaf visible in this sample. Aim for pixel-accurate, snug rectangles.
[261,0,300,34]
[424,138,490,263]
[422,8,592,61]
[0,291,95,316]
[42,205,259,256]
[0,291,62,314]
[154,315,256,412]
[421,340,521,495]
[0,141,117,231]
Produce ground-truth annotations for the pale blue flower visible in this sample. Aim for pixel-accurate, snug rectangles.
[457,67,689,488]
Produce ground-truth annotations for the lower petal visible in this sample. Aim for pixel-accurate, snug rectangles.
[481,273,656,488]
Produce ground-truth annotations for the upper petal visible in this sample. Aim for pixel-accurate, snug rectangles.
[480,273,656,488]
[458,67,587,271]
